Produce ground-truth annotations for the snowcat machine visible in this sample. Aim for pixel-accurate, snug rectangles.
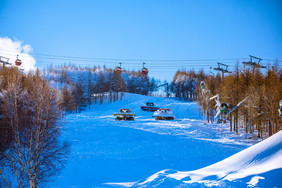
[141,102,159,112]
[113,109,135,121]
[153,108,175,120]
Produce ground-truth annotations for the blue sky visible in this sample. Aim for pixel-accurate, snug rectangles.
[0,0,281,81]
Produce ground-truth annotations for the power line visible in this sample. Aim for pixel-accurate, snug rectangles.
[0,49,281,69]
[0,49,257,62]
[34,59,281,69]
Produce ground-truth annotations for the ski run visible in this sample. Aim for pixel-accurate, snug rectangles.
[52,93,282,188]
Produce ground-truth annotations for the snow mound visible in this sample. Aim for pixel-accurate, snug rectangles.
[111,130,282,187]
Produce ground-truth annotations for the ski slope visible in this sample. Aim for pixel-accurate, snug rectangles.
[52,93,281,187]
[110,130,282,188]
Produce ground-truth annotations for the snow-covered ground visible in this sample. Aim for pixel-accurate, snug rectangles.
[109,130,282,188]
[52,93,282,187]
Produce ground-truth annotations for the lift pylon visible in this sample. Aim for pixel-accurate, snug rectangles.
[243,55,266,73]
[0,56,10,69]
[213,62,232,79]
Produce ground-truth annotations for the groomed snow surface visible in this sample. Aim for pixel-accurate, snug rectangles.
[53,93,282,188]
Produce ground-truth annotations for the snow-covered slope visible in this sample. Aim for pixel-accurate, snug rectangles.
[53,93,281,187]
[112,130,282,187]
[84,93,256,146]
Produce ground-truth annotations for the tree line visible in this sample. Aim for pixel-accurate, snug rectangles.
[196,63,282,139]
[43,64,160,114]
[171,69,205,101]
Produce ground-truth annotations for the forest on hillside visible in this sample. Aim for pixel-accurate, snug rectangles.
[43,64,163,113]
[192,63,282,139]
[40,63,282,140]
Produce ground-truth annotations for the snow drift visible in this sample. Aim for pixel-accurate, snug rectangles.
[111,130,282,187]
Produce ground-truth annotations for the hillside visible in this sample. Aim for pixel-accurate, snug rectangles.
[52,93,281,187]
[114,130,282,187]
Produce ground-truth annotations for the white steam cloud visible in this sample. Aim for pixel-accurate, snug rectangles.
[0,37,36,71]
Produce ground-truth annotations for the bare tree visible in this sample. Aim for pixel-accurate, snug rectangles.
[60,84,76,114]
[0,68,69,188]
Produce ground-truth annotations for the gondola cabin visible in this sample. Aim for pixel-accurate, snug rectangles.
[114,67,122,74]
[15,55,22,66]
[15,59,22,66]
[141,62,148,76]
[142,67,148,76]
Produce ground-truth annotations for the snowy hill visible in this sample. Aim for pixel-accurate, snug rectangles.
[52,93,281,187]
[110,130,282,187]
[81,93,256,145]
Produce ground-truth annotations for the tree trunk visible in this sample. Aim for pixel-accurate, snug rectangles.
[230,114,232,132]
[29,174,37,188]
[268,120,272,137]
[235,110,238,134]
